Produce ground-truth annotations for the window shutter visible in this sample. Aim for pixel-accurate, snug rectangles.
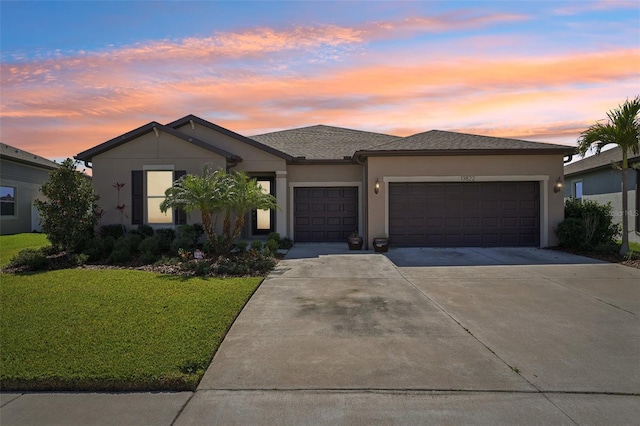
[131,171,143,225]
[174,170,187,225]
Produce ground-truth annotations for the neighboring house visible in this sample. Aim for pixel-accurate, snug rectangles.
[564,147,640,244]
[76,115,574,248]
[0,143,59,235]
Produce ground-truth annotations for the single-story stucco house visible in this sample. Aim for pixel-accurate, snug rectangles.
[0,143,59,235]
[564,147,640,244]
[75,115,574,248]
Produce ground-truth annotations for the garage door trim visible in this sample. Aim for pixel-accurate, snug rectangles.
[289,181,363,241]
[383,175,549,247]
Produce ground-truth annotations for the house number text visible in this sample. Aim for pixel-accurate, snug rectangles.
[460,175,475,182]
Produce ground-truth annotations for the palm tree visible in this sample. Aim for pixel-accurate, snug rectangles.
[223,171,279,245]
[159,165,229,244]
[577,96,640,255]
[161,166,279,253]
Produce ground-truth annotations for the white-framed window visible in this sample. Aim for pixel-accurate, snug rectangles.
[146,170,173,224]
[573,180,583,202]
[1,186,16,216]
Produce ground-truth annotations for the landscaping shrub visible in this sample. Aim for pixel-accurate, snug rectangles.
[250,240,263,251]
[107,235,141,264]
[138,235,162,256]
[171,237,194,255]
[278,237,293,250]
[234,241,248,253]
[35,158,99,257]
[267,232,280,243]
[130,224,154,238]
[100,224,126,240]
[264,239,279,256]
[8,248,50,271]
[177,224,204,246]
[83,237,112,261]
[556,199,620,249]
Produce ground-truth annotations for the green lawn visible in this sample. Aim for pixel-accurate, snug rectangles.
[1,269,262,391]
[0,233,50,267]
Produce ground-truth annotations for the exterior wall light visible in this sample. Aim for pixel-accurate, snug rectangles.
[554,177,564,193]
[374,178,380,194]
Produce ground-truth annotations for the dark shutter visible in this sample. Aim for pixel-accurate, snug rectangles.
[131,171,143,225]
[174,170,187,225]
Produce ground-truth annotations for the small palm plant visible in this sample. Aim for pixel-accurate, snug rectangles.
[577,96,640,255]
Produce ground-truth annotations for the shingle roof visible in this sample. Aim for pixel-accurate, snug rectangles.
[564,146,640,176]
[76,122,241,163]
[1,143,59,170]
[251,125,399,160]
[168,115,293,161]
[364,130,575,153]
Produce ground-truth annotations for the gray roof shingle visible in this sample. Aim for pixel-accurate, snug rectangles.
[365,130,575,152]
[251,125,399,160]
[564,146,640,176]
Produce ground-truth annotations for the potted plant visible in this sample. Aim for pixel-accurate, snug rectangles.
[372,233,389,253]
[347,231,363,250]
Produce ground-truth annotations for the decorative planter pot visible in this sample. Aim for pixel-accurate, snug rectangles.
[373,238,389,253]
[347,237,363,250]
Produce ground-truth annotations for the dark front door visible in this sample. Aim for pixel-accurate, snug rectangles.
[252,177,275,235]
[294,187,358,242]
[389,181,540,247]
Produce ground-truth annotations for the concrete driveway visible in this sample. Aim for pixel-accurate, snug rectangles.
[176,245,640,425]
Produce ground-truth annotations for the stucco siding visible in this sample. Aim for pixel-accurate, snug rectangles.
[583,191,640,244]
[366,154,565,247]
[175,123,287,172]
[0,159,51,234]
[566,168,636,198]
[287,164,363,183]
[91,139,226,228]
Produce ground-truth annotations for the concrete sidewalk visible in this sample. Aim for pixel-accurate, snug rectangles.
[2,245,639,425]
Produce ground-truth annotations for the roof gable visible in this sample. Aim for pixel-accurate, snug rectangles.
[168,115,293,161]
[1,143,58,170]
[564,146,640,176]
[251,125,398,160]
[75,121,241,163]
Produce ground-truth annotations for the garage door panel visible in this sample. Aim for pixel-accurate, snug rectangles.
[389,181,539,247]
[294,187,358,242]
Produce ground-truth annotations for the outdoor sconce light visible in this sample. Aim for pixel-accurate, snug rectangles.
[374,178,380,194]
[554,177,564,193]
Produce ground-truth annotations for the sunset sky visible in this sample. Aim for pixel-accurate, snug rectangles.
[1,0,638,162]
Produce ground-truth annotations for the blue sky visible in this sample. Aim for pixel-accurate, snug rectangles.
[1,0,638,159]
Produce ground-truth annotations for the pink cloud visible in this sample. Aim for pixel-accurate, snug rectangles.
[1,13,637,158]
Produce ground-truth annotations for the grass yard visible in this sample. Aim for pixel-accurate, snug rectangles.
[0,233,50,267]
[1,269,262,391]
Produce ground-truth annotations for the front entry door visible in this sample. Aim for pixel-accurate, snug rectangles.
[252,177,275,235]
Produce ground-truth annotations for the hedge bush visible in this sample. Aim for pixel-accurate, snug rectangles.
[556,199,620,249]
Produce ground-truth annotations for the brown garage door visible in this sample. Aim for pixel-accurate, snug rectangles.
[389,182,539,247]
[294,187,358,242]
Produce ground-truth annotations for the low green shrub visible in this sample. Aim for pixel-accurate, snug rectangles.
[264,239,279,256]
[177,224,204,246]
[234,241,248,253]
[130,224,154,238]
[171,237,194,254]
[138,235,162,256]
[8,248,50,271]
[556,199,620,249]
[250,240,263,251]
[267,232,280,242]
[278,237,293,250]
[83,237,111,261]
[71,253,89,266]
[100,224,125,240]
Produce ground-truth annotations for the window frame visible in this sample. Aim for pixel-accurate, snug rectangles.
[572,180,583,202]
[0,186,16,217]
